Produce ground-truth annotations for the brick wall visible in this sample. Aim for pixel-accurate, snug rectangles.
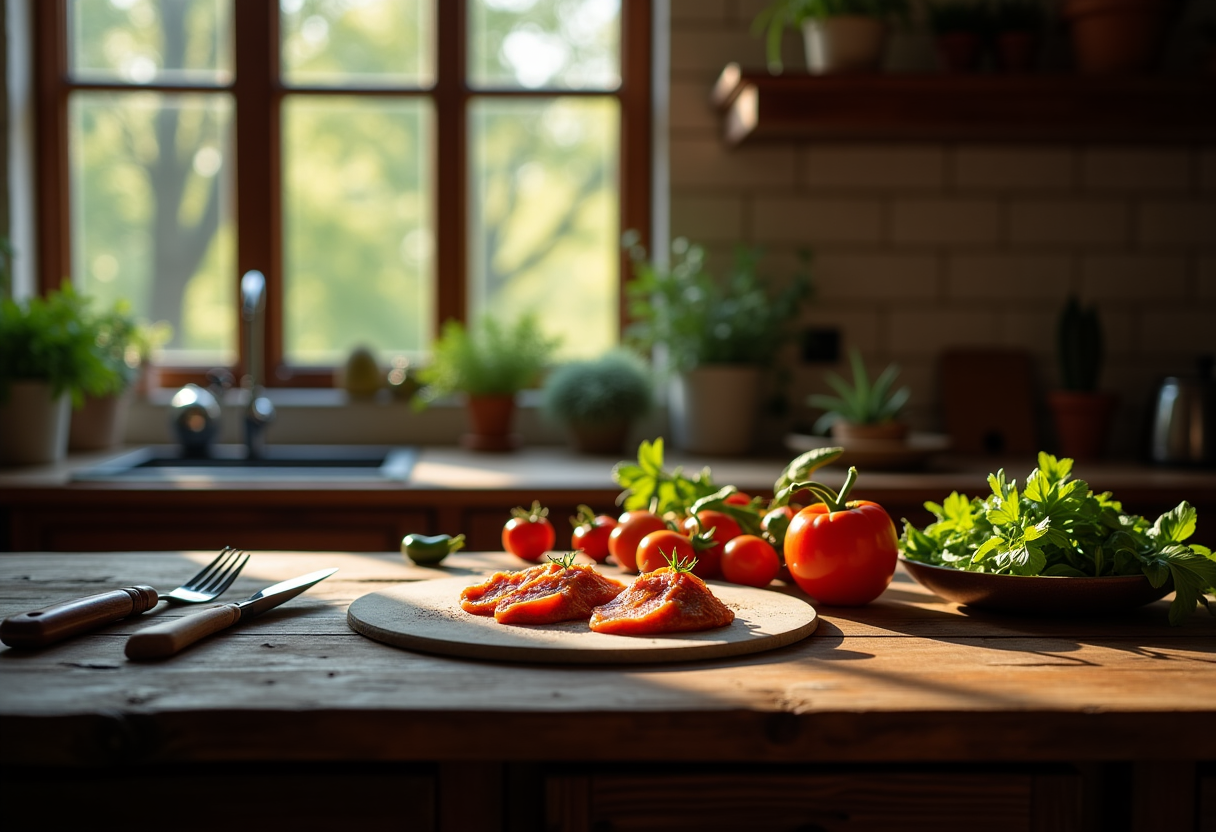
[667,0,1216,459]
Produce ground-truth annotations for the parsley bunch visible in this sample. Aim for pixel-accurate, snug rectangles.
[900,452,1216,625]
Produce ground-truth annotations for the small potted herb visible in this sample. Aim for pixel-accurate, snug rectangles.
[0,285,107,464]
[542,349,654,455]
[753,0,911,75]
[808,347,911,441]
[1047,295,1117,461]
[624,233,812,455]
[416,313,559,452]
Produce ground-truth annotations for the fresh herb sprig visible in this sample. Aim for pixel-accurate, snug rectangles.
[611,438,719,516]
[899,452,1216,625]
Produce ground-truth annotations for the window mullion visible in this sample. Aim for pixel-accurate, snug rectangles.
[434,0,467,330]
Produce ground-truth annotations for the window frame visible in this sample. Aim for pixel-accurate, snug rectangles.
[33,0,652,389]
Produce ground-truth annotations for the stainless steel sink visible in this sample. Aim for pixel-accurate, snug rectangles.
[72,444,417,482]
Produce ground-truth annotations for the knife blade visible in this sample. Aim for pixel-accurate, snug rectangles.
[124,568,337,660]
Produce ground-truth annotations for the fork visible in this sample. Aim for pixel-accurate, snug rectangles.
[0,547,251,650]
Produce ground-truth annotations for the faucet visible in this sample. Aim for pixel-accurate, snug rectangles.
[241,269,276,459]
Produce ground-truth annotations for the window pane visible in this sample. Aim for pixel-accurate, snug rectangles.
[469,97,618,360]
[283,96,434,366]
[69,91,236,365]
[469,0,620,90]
[69,0,233,85]
[280,0,434,88]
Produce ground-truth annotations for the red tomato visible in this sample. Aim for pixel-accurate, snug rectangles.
[636,529,696,573]
[724,492,752,506]
[680,510,741,579]
[783,500,898,605]
[721,535,781,587]
[502,502,556,562]
[571,511,617,563]
[608,511,667,572]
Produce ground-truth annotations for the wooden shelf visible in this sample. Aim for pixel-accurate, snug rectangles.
[711,63,1216,146]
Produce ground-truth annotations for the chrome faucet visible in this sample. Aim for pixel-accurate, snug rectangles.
[241,269,276,458]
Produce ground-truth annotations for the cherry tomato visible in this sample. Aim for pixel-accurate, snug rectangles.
[570,507,617,564]
[680,510,741,579]
[724,492,752,506]
[502,501,556,562]
[721,534,781,587]
[608,510,667,572]
[636,529,696,573]
[783,500,897,605]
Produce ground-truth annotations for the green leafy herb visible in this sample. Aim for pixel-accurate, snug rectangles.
[899,451,1216,625]
[611,437,719,515]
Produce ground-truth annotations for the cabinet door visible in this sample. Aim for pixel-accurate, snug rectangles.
[548,768,1083,832]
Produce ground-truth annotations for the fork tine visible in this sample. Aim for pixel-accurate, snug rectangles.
[182,546,235,588]
[205,551,250,597]
[194,549,248,594]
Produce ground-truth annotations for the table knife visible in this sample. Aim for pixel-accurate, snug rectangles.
[125,568,337,660]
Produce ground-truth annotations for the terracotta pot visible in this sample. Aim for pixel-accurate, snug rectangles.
[802,17,887,74]
[68,389,133,451]
[995,31,1039,72]
[0,381,71,466]
[1048,390,1118,461]
[1062,0,1172,74]
[462,394,520,452]
[670,365,762,456]
[566,420,631,456]
[935,32,985,73]
[830,420,909,444]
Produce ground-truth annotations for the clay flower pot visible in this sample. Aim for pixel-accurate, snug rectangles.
[1062,0,1172,74]
[830,420,910,444]
[1048,390,1118,461]
[462,394,520,452]
[802,16,888,74]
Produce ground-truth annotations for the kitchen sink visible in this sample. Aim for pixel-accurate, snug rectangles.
[71,444,417,482]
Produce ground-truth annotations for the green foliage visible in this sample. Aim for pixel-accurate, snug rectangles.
[926,1,991,34]
[543,349,654,427]
[82,300,171,397]
[808,347,910,433]
[899,451,1216,625]
[623,234,812,374]
[611,438,720,515]
[0,286,108,405]
[1058,294,1104,391]
[416,314,559,400]
[0,236,13,298]
[753,0,911,72]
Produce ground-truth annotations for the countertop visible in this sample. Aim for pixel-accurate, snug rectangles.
[0,550,1213,830]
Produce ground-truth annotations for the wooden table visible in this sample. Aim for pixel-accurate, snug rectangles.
[1,551,1213,832]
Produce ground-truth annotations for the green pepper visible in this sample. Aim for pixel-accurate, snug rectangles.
[401,533,465,566]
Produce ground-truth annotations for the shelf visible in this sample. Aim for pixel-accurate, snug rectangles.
[711,63,1216,146]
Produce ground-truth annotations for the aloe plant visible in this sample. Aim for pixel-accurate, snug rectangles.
[808,347,910,433]
[1058,295,1103,392]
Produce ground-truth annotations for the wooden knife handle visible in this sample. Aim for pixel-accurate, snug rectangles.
[125,603,242,660]
[0,586,159,649]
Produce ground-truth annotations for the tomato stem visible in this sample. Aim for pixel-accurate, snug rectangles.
[787,466,860,513]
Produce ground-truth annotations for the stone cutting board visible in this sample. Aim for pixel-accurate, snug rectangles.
[347,575,819,665]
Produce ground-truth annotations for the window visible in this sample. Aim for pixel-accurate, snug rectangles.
[34,0,651,387]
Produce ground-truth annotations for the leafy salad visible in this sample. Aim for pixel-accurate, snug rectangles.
[899,453,1216,625]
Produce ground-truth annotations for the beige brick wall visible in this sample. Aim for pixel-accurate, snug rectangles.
[666,3,1216,459]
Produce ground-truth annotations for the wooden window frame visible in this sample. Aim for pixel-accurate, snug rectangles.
[32,0,652,389]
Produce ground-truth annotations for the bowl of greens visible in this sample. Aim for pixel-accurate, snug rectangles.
[898,453,1215,625]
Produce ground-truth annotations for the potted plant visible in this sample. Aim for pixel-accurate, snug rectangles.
[754,0,911,75]
[1048,295,1117,461]
[0,285,108,465]
[991,0,1045,71]
[416,313,559,452]
[624,233,812,455]
[808,347,911,442]
[926,1,991,72]
[1062,0,1175,74]
[542,349,654,455]
[68,300,168,451]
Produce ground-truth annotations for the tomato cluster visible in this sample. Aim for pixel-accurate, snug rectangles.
[501,444,898,604]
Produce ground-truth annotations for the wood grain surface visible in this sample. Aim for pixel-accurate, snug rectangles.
[347,575,818,664]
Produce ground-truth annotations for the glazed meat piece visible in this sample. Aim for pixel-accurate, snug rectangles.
[459,562,561,616]
[493,563,626,625]
[589,567,734,635]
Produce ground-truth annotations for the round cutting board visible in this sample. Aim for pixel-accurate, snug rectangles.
[347,576,818,665]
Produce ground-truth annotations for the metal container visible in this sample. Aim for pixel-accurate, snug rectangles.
[1147,357,1215,467]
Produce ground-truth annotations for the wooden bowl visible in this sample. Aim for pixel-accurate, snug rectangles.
[899,557,1171,616]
